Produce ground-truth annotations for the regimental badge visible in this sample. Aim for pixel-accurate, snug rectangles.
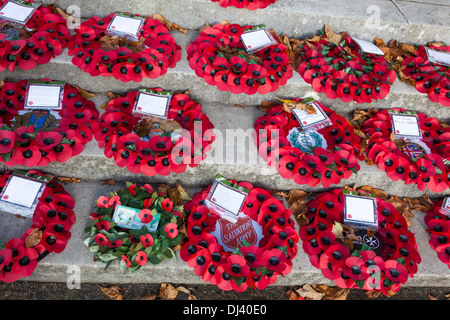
[287,128,328,154]
[11,109,60,132]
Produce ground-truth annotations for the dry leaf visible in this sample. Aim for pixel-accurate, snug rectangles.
[75,86,96,99]
[257,100,281,113]
[25,228,42,248]
[99,285,123,300]
[159,283,180,300]
[235,104,245,109]
[177,183,192,201]
[285,289,300,300]
[133,116,182,138]
[218,45,263,65]
[428,293,439,300]
[278,99,316,114]
[287,189,310,205]
[156,184,170,196]
[141,293,158,300]
[100,179,116,186]
[56,177,81,184]
[324,24,343,46]
[152,13,187,35]
[365,291,383,299]
[296,284,326,300]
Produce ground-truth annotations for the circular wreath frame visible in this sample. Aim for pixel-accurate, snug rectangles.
[94,88,215,176]
[254,99,364,188]
[180,179,299,292]
[294,27,396,104]
[400,44,450,107]
[0,0,70,72]
[424,199,450,269]
[0,170,76,283]
[187,22,293,95]
[298,188,421,295]
[0,78,99,167]
[84,182,185,273]
[359,108,450,193]
[210,0,278,10]
[68,12,181,82]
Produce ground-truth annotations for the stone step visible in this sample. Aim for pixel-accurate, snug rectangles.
[3,97,449,198]
[2,30,449,119]
[1,180,449,287]
[40,0,450,44]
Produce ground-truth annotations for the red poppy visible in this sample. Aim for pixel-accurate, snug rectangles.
[135,251,147,266]
[164,222,179,238]
[140,234,154,248]
[162,198,174,212]
[97,196,110,208]
[96,220,111,231]
[122,255,132,268]
[138,209,153,224]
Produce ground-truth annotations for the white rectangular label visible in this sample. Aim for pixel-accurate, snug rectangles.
[344,195,377,224]
[107,14,143,38]
[391,114,421,138]
[134,92,170,118]
[1,175,44,208]
[293,102,327,128]
[209,183,247,217]
[352,37,384,55]
[25,84,62,110]
[426,47,450,67]
[0,0,36,24]
[241,29,276,53]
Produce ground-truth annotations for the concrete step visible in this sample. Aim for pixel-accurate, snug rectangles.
[1,180,448,287]
[40,0,450,44]
[3,96,449,198]
[2,30,449,119]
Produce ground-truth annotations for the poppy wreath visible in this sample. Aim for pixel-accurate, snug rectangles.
[299,188,421,295]
[400,44,450,107]
[254,98,365,188]
[293,25,396,104]
[0,0,70,72]
[95,88,215,176]
[424,199,450,269]
[210,0,278,10]
[187,22,293,95]
[84,182,185,272]
[0,170,76,283]
[180,179,299,292]
[359,108,450,193]
[67,12,181,82]
[0,79,100,167]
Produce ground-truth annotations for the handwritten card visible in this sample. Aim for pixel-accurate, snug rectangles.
[240,28,277,53]
[352,37,384,55]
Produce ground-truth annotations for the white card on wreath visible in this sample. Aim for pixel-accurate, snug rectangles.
[0,0,37,24]
[25,84,63,110]
[1,175,44,209]
[352,37,384,55]
[241,29,277,53]
[292,102,331,130]
[133,92,171,118]
[343,192,378,230]
[391,113,421,139]
[208,182,247,218]
[107,14,143,39]
[426,47,450,67]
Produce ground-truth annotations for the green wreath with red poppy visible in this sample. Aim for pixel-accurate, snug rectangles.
[83,182,185,273]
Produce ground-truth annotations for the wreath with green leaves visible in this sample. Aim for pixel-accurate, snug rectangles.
[83,182,186,273]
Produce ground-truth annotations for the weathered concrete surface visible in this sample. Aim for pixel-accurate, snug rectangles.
[40,0,450,44]
[1,181,448,287]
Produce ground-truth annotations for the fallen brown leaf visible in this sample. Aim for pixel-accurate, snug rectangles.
[100,179,116,186]
[56,177,81,184]
[99,285,123,300]
[24,228,42,248]
[152,13,187,35]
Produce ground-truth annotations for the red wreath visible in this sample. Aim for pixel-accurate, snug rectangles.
[0,0,70,71]
[299,188,420,295]
[401,44,450,107]
[0,170,76,283]
[294,26,396,104]
[67,12,181,82]
[424,199,450,269]
[180,179,298,292]
[0,79,99,167]
[187,22,293,95]
[210,0,277,10]
[94,88,215,176]
[254,99,364,187]
[359,108,450,193]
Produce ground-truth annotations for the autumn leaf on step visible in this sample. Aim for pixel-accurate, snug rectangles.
[257,100,281,113]
[159,283,179,300]
[152,14,187,35]
[100,179,116,186]
[287,189,311,205]
[278,99,316,114]
[296,284,326,300]
[25,228,42,248]
[133,116,182,138]
[56,177,81,184]
[156,184,170,196]
[177,183,192,201]
[99,285,123,300]
[324,24,345,46]
[357,185,388,200]
[74,86,96,99]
